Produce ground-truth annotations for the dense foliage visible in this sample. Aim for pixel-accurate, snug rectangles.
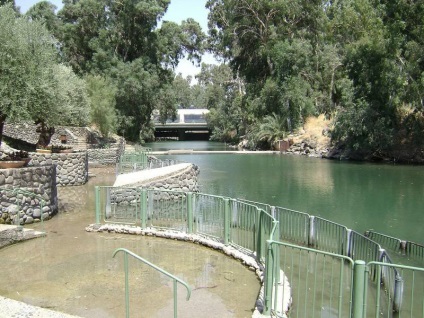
[2,0,423,160]
[205,0,424,158]
[0,4,89,147]
[1,0,205,144]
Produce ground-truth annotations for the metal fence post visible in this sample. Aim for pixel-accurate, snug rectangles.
[95,186,101,224]
[256,208,264,261]
[308,215,316,247]
[346,229,353,257]
[224,198,230,245]
[352,260,366,318]
[141,189,147,229]
[264,240,275,316]
[187,192,193,234]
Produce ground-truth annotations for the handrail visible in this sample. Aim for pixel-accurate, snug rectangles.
[112,248,191,318]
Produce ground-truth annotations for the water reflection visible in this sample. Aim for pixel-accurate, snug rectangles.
[152,141,424,243]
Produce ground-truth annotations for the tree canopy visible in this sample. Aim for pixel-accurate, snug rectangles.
[206,0,424,158]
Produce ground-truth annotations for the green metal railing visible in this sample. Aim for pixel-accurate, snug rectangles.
[94,186,423,318]
[365,230,424,263]
[116,148,151,175]
[112,248,191,318]
[116,148,184,175]
[265,240,355,317]
[363,262,424,318]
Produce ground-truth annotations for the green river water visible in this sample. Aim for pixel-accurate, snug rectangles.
[148,141,424,244]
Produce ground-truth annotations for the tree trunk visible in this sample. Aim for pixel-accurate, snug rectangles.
[35,121,55,148]
[0,114,6,147]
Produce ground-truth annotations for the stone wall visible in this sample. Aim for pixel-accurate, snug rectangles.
[29,152,88,186]
[143,164,199,193]
[3,123,125,152]
[3,123,80,145]
[0,165,58,225]
[87,147,122,165]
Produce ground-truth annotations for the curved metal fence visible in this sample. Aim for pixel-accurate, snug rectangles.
[94,186,423,318]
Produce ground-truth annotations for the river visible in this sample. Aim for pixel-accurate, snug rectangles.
[147,141,424,243]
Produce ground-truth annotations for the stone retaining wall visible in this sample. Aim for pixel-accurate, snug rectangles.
[29,152,88,186]
[141,164,199,193]
[111,164,199,204]
[0,165,58,225]
[87,148,122,165]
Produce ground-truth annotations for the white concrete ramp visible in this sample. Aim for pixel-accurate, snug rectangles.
[113,163,192,187]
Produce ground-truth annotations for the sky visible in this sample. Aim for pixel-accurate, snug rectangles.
[15,0,218,79]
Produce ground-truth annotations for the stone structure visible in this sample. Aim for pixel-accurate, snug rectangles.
[3,123,125,154]
[0,165,58,225]
[29,152,88,186]
[87,147,123,165]
[111,163,199,204]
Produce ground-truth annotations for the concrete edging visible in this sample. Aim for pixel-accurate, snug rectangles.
[86,223,291,317]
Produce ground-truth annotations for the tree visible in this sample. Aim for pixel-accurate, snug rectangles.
[57,0,206,141]
[25,1,60,35]
[0,4,58,146]
[34,64,90,148]
[172,74,193,108]
[206,0,333,146]
[85,75,117,137]
[256,113,287,145]
[194,63,245,142]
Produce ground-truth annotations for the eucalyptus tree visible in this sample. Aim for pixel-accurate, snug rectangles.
[172,74,193,109]
[206,0,337,146]
[57,0,206,141]
[194,63,245,142]
[329,0,424,157]
[25,1,61,35]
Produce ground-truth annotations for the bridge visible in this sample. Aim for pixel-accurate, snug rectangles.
[153,109,210,140]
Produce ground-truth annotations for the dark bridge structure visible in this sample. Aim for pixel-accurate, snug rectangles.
[153,109,211,140]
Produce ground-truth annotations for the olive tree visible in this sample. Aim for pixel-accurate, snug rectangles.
[0,4,58,146]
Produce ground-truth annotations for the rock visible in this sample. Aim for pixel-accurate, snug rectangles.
[7,204,19,215]
[25,216,34,224]
[33,209,41,218]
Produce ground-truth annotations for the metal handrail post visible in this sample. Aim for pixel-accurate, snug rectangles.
[173,280,178,318]
[95,186,101,224]
[124,252,130,318]
[113,248,191,318]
